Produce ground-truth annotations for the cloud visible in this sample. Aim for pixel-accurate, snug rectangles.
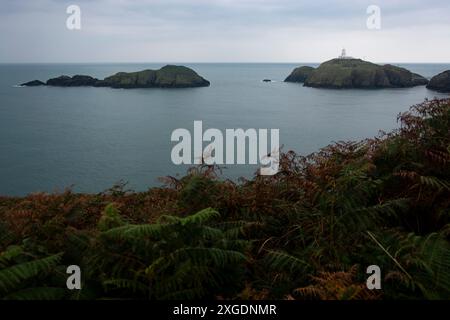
[1,0,450,62]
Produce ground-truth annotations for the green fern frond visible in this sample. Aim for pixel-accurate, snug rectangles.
[217,221,262,239]
[0,246,23,268]
[199,226,224,240]
[103,224,164,240]
[372,231,450,299]
[170,247,247,267]
[0,253,63,294]
[179,208,220,226]
[98,203,125,231]
[419,176,450,191]
[265,250,309,273]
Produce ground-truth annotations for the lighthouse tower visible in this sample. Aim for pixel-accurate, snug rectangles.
[338,48,353,59]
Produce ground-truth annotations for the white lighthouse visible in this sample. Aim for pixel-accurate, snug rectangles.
[338,48,353,59]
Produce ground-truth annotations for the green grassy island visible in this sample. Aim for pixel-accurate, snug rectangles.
[285,59,429,89]
[21,65,210,89]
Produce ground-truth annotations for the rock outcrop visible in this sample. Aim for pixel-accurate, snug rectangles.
[284,66,315,83]
[20,80,45,86]
[286,59,428,89]
[20,65,210,89]
[427,71,450,92]
[95,65,210,88]
[46,75,100,87]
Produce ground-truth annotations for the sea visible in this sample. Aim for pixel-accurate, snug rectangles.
[0,63,449,196]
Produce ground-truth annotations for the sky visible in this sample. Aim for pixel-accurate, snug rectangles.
[1,0,450,63]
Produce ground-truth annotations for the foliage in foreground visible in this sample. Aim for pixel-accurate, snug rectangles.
[0,99,449,300]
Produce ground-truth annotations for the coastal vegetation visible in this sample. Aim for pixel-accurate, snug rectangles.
[0,98,449,300]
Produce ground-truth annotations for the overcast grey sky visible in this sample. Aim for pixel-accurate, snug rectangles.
[1,0,450,63]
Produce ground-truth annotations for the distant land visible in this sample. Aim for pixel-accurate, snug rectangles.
[18,60,450,92]
[285,57,429,89]
[21,65,210,89]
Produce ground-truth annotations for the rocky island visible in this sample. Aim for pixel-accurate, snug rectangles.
[285,56,428,89]
[427,70,450,92]
[21,65,210,88]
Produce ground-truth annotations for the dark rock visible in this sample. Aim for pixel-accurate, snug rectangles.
[46,75,100,87]
[382,64,428,87]
[297,59,428,89]
[20,80,45,86]
[95,65,210,88]
[284,66,315,83]
[411,73,430,86]
[427,70,450,92]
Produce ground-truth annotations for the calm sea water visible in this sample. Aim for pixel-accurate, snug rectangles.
[0,63,449,196]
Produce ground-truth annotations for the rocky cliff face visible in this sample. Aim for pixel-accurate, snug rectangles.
[427,71,450,92]
[286,59,429,89]
[21,65,210,89]
[284,66,315,83]
[382,64,429,87]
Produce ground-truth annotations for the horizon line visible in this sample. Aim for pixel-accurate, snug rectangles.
[2,61,450,65]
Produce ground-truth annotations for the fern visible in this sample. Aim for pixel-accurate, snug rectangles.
[0,248,64,299]
[103,223,164,240]
[0,99,448,300]
[371,231,450,299]
[178,208,220,225]
[419,176,450,191]
[95,208,249,299]
[169,247,247,267]
[294,266,380,300]
[264,250,309,273]
[98,203,125,231]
